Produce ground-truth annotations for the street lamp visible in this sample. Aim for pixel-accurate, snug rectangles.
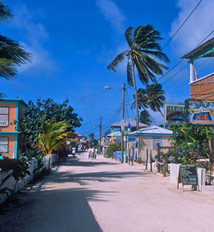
[105,83,126,163]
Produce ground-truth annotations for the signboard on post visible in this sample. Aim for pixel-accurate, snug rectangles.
[164,104,186,125]
[177,165,198,190]
[186,99,214,125]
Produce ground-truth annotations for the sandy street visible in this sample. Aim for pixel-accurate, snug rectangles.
[1,152,214,232]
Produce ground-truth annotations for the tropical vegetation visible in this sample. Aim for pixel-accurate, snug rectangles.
[107,25,169,129]
[19,98,82,145]
[131,83,165,124]
[170,124,214,183]
[38,120,72,156]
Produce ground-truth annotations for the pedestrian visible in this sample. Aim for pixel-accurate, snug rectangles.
[88,148,92,158]
[92,147,96,159]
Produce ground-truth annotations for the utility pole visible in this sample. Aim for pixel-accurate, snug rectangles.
[99,116,102,147]
[121,83,125,163]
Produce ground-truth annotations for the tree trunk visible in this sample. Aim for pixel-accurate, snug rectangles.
[131,60,139,131]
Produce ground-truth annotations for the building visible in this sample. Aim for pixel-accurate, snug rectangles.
[0,99,27,159]
[130,125,173,161]
[111,118,148,131]
[182,38,214,100]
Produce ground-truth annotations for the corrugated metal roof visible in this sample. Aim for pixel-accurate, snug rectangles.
[107,131,121,137]
[111,118,148,128]
[131,125,173,136]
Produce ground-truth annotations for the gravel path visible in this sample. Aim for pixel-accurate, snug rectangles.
[1,152,214,232]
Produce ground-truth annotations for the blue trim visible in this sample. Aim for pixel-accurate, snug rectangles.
[15,102,19,132]
[0,98,27,107]
[133,133,172,136]
[14,134,18,159]
[0,131,20,134]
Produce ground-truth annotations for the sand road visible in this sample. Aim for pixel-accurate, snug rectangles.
[1,152,214,232]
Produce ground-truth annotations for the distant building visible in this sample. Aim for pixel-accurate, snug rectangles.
[130,126,173,161]
[0,99,26,159]
[111,118,148,131]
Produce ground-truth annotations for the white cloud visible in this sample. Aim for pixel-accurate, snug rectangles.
[170,0,214,56]
[10,4,57,76]
[96,0,125,33]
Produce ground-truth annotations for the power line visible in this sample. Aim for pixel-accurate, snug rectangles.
[158,60,183,82]
[161,30,214,86]
[162,63,189,85]
[162,0,203,50]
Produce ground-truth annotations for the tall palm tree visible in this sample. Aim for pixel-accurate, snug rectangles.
[0,1,31,82]
[132,83,166,119]
[107,25,169,130]
[38,120,72,156]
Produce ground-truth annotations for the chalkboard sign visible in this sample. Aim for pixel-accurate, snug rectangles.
[177,165,198,190]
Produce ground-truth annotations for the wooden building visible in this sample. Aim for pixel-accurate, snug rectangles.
[0,99,26,159]
[182,38,214,100]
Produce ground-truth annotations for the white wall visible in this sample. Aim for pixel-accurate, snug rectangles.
[0,153,58,205]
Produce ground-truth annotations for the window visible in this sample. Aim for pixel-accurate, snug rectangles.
[0,107,9,126]
[0,137,9,153]
[153,136,161,150]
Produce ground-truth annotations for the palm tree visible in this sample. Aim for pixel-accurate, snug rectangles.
[145,83,165,117]
[132,83,165,120]
[107,25,169,130]
[0,1,31,82]
[38,120,72,156]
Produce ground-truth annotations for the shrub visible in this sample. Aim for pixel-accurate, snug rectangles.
[106,143,121,157]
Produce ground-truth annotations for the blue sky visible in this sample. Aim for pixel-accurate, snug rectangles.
[1,0,214,138]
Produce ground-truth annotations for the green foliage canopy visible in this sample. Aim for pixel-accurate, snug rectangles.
[19,98,82,144]
[170,125,212,164]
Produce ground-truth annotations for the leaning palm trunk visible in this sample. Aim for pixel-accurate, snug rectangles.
[132,60,139,130]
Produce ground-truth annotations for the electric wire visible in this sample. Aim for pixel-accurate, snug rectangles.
[162,0,203,50]
[161,30,214,86]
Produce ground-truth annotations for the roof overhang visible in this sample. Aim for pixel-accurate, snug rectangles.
[182,38,214,61]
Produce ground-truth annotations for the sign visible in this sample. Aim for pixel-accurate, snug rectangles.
[177,165,198,190]
[186,99,214,125]
[164,104,186,125]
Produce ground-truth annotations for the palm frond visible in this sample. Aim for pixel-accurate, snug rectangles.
[0,2,12,23]
[38,120,71,155]
[125,27,134,48]
[141,49,169,63]
[127,59,133,86]
[107,50,128,72]
[0,34,32,64]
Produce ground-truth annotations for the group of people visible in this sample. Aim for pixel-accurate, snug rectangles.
[88,147,97,159]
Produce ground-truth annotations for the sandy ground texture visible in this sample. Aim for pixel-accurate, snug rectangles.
[1,152,214,232]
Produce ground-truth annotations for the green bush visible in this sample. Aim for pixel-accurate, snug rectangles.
[106,143,121,157]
